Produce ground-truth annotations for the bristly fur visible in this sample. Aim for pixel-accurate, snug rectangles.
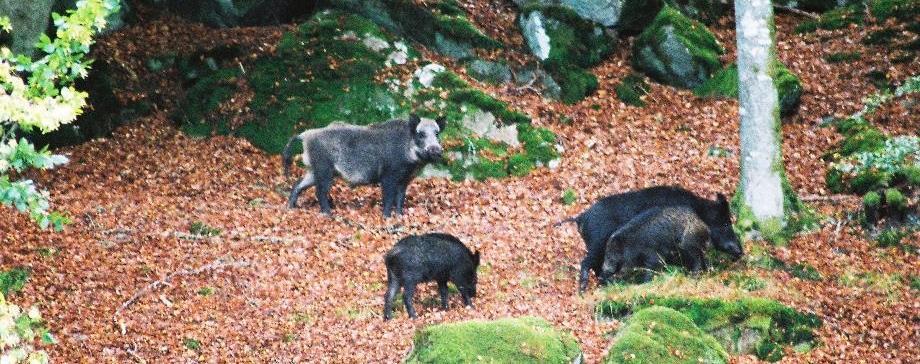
[284,114,446,217]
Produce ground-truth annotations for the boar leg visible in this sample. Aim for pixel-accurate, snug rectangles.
[682,247,708,273]
[638,254,664,283]
[313,172,334,214]
[287,172,315,208]
[402,283,418,319]
[460,291,473,308]
[381,177,399,217]
[394,182,410,215]
[437,280,449,309]
[383,272,401,320]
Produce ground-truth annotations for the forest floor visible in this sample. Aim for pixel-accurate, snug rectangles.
[1,5,919,364]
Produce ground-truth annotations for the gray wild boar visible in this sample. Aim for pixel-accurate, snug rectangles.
[282,114,446,217]
[599,206,712,283]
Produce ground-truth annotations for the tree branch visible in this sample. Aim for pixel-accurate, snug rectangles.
[774,5,820,20]
[112,259,250,334]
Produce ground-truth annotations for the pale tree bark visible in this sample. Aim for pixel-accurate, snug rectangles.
[736,0,785,229]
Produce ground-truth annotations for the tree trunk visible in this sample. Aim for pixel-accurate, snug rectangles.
[736,0,785,231]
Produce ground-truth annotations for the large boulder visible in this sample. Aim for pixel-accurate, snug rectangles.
[405,317,582,363]
[693,62,804,117]
[596,295,822,362]
[330,0,501,60]
[513,0,663,33]
[518,5,615,103]
[605,306,729,364]
[0,0,55,58]
[632,5,724,89]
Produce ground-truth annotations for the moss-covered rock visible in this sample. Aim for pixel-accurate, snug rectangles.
[694,62,803,117]
[518,4,614,103]
[405,317,582,363]
[632,5,724,89]
[331,0,500,60]
[0,0,55,58]
[605,306,729,364]
[597,296,821,362]
[512,0,663,32]
[466,59,513,84]
[178,10,558,181]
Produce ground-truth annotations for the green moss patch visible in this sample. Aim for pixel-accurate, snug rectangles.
[405,317,582,363]
[825,83,918,223]
[824,51,862,63]
[694,61,802,117]
[604,306,728,364]
[0,267,30,296]
[597,296,821,362]
[870,0,920,21]
[632,5,724,89]
[615,74,650,107]
[794,5,864,33]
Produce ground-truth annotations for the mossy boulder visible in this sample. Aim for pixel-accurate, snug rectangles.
[405,317,582,363]
[605,306,729,364]
[0,0,55,58]
[694,61,803,117]
[632,5,724,89]
[331,0,501,60]
[512,0,662,31]
[596,296,822,362]
[466,58,513,84]
[518,5,615,103]
[178,10,558,181]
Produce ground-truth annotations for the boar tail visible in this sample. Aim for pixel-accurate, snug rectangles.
[553,216,579,227]
[282,134,302,177]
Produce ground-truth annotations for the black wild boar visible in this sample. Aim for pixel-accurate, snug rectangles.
[282,114,446,217]
[383,233,480,320]
[558,186,742,292]
[599,206,712,283]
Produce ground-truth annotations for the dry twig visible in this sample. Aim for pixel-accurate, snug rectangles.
[112,259,250,334]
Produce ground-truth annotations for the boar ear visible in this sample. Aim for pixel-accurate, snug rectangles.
[435,116,447,131]
[408,113,421,129]
[472,250,480,266]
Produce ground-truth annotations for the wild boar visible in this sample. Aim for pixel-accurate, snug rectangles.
[558,186,742,292]
[599,206,712,283]
[383,233,480,320]
[282,114,446,217]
